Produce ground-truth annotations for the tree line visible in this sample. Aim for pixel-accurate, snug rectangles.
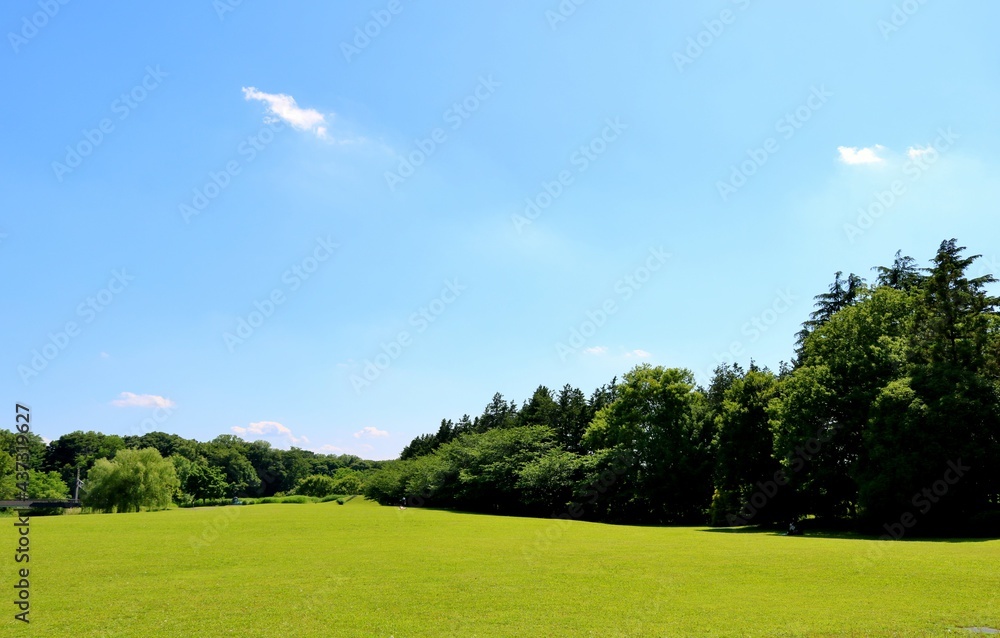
[0,429,373,512]
[3,239,996,533]
[366,240,1000,535]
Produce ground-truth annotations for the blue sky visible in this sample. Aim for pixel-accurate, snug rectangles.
[3,1,998,459]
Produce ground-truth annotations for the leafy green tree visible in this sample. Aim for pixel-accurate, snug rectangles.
[244,440,287,496]
[26,470,71,499]
[796,271,867,351]
[203,445,260,497]
[774,285,913,520]
[553,385,591,452]
[583,365,713,524]
[518,386,559,429]
[711,368,781,525]
[516,448,583,512]
[0,431,47,472]
[437,426,556,512]
[874,250,923,291]
[910,239,999,371]
[45,431,125,487]
[861,240,1000,530]
[83,448,179,513]
[184,462,229,504]
[473,393,520,432]
[330,468,363,494]
[293,474,338,497]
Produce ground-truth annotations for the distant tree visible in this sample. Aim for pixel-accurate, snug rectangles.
[83,448,179,513]
[874,250,923,291]
[909,239,999,371]
[796,271,867,352]
[44,431,125,487]
[583,365,713,524]
[203,445,260,497]
[518,386,559,429]
[553,384,591,452]
[330,468,363,494]
[400,432,438,460]
[711,368,781,525]
[474,393,520,432]
[244,440,287,496]
[860,240,1000,530]
[184,462,229,504]
[0,430,47,472]
[293,474,338,497]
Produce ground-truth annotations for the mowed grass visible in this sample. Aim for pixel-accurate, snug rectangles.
[2,499,998,637]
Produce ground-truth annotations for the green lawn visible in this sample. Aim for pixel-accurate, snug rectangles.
[2,499,998,636]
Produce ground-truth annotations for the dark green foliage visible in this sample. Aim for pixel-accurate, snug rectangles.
[293,474,338,498]
[184,462,229,504]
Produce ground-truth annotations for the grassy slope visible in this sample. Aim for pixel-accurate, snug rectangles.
[2,499,998,637]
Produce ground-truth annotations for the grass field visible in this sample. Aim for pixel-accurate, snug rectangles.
[2,498,998,637]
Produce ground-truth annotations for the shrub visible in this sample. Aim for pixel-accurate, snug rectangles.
[293,474,338,498]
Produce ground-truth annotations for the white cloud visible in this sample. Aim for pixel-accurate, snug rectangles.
[837,145,885,165]
[353,426,389,439]
[625,349,652,358]
[583,346,608,355]
[231,421,308,446]
[242,86,328,138]
[907,146,933,159]
[314,444,345,454]
[110,392,175,409]
[99,351,110,359]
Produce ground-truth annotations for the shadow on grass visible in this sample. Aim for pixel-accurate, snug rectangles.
[699,526,998,543]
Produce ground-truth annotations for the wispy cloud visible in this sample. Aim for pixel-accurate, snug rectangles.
[110,392,175,409]
[907,146,933,159]
[625,349,652,358]
[231,420,308,446]
[583,346,608,355]
[242,86,328,138]
[353,426,389,439]
[837,145,885,165]
[314,444,345,454]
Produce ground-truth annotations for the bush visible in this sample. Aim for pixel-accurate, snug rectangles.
[293,474,338,498]
[336,498,345,505]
